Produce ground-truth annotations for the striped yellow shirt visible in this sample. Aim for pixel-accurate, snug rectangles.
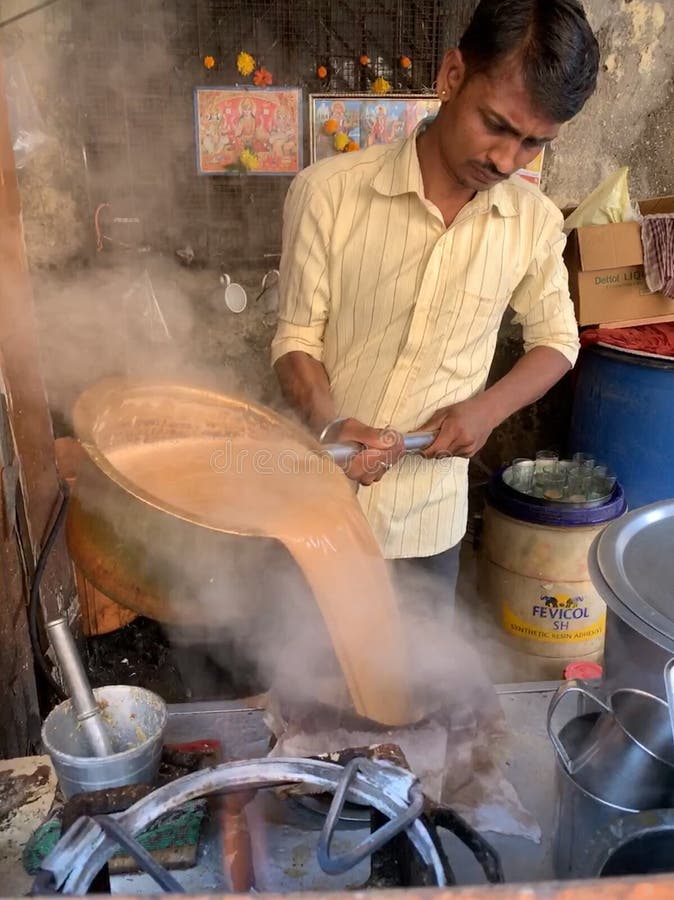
[272,130,580,559]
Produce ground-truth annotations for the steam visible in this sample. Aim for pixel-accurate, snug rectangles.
[33,257,280,433]
[7,0,498,741]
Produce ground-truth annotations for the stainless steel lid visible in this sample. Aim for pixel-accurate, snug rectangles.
[595,499,674,641]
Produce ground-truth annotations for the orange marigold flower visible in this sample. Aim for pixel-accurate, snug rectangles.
[400,55,412,69]
[359,54,370,66]
[323,118,339,135]
[203,55,216,70]
[253,67,273,86]
[317,65,328,79]
[346,141,359,152]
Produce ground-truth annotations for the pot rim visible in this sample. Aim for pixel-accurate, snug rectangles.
[72,377,322,539]
[42,684,168,765]
[608,688,674,767]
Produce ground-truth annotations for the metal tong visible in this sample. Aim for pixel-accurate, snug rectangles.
[46,617,114,757]
[321,432,437,468]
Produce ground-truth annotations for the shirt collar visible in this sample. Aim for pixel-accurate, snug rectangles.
[370,124,518,219]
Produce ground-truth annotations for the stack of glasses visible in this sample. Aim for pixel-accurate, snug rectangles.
[507,451,617,503]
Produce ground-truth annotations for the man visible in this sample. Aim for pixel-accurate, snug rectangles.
[271,0,600,598]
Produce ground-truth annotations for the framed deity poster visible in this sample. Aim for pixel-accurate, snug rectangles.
[309,94,438,163]
[194,86,302,176]
[308,93,545,186]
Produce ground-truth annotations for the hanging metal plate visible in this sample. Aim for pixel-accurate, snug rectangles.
[596,499,674,640]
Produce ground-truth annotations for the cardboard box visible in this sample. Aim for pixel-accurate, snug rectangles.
[564,196,674,327]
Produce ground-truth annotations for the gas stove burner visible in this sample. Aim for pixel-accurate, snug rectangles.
[32,755,503,893]
[294,792,371,823]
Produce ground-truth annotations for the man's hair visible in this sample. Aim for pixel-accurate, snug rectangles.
[459,0,600,122]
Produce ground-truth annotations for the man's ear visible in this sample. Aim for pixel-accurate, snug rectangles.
[436,48,467,103]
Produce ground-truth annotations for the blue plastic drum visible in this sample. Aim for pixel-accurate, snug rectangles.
[570,345,674,509]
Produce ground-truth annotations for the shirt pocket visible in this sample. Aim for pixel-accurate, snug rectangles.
[460,215,520,303]
[428,287,510,385]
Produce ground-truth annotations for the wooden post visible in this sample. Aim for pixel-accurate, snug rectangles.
[0,53,76,755]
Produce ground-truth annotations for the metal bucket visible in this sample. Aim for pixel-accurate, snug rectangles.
[553,713,639,879]
[42,685,167,798]
[588,501,674,697]
[585,809,674,878]
[548,680,674,811]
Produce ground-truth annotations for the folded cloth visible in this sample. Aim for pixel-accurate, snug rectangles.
[642,214,674,299]
[580,322,674,359]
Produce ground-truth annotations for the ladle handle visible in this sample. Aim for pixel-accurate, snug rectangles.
[46,617,114,757]
[322,432,438,468]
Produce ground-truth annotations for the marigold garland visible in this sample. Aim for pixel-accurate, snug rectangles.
[323,118,339,135]
[203,55,216,70]
[317,65,328,79]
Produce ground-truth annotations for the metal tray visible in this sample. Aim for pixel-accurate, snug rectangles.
[501,464,612,510]
[596,499,674,639]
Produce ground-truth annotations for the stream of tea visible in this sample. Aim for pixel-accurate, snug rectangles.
[107,436,415,727]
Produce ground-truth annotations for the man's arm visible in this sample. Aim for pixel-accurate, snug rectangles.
[422,204,579,459]
[275,351,405,484]
[274,351,336,433]
[420,347,571,458]
[272,177,404,484]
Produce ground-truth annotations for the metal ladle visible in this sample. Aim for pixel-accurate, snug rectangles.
[46,617,114,757]
[322,432,437,468]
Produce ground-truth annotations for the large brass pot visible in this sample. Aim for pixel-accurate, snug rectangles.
[67,378,322,628]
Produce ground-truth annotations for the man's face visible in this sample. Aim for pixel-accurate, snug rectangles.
[434,51,561,191]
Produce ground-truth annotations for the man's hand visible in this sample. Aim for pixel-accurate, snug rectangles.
[331,418,406,486]
[420,395,498,460]
[420,348,573,460]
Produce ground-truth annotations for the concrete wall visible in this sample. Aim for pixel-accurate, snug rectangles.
[545,0,673,208]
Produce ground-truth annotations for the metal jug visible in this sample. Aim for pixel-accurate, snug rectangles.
[548,679,674,811]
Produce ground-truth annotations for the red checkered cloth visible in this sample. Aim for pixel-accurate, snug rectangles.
[642,213,674,299]
[580,322,674,359]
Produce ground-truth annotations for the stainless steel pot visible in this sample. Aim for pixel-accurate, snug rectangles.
[548,680,674,811]
[582,809,674,878]
[42,685,167,798]
[589,501,674,697]
[553,713,636,879]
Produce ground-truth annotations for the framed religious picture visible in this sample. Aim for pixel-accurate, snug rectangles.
[308,92,545,186]
[309,94,438,164]
[194,86,302,176]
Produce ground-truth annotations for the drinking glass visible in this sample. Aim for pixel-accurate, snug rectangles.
[511,459,535,493]
[567,466,592,502]
[543,472,566,501]
[591,471,617,499]
[572,452,596,470]
[535,450,559,474]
